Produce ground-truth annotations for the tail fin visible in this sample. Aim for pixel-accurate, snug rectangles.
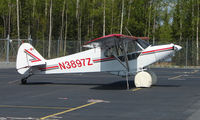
[16,43,46,74]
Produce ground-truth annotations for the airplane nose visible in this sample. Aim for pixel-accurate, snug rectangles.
[174,45,182,51]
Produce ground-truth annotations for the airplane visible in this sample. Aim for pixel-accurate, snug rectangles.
[16,34,182,89]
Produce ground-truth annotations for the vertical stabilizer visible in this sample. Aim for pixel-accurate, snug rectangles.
[16,43,46,74]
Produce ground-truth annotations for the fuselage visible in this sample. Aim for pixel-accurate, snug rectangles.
[16,34,182,85]
[34,43,180,76]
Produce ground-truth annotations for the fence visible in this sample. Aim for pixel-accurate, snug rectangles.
[0,35,32,62]
[0,36,198,67]
[0,35,86,63]
[152,39,197,67]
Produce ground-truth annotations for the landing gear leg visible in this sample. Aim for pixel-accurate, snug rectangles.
[126,72,130,90]
[134,70,157,88]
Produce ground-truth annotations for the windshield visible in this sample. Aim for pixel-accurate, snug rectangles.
[136,39,150,49]
[127,40,142,53]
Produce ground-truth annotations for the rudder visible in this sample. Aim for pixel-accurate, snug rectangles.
[16,43,46,74]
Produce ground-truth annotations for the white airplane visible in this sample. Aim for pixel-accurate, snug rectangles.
[16,34,182,88]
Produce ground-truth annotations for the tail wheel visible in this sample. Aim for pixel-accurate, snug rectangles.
[21,78,27,84]
[21,74,32,84]
[134,71,152,88]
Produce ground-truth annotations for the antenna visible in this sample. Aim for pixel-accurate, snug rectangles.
[125,27,133,36]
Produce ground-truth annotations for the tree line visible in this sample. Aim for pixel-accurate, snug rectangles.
[0,0,199,65]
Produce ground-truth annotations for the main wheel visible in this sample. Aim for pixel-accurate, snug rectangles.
[134,71,152,88]
[21,78,27,84]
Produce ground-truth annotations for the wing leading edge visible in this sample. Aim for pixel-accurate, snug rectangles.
[83,34,149,48]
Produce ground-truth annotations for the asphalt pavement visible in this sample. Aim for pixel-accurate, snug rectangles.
[0,68,200,120]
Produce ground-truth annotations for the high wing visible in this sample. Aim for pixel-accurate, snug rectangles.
[83,34,149,49]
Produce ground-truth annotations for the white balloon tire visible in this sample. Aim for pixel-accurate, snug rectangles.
[134,71,152,88]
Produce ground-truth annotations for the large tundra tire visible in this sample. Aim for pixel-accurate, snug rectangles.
[134,71,152,88]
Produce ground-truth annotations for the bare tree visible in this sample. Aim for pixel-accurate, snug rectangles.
[48,0,53,58]
[147,0,152,38]
[60,0,66,53]
[32,0,35,17]
[43,0,48,56]
[152,1,157,45]
[191,0,195,64]
[16,0,20,47]
[196,0,199,65]
[45,0,48,16]
[120,0,124,34]
[8,0,11,36]
[179,0,182,43]
[127,0,133,26]
[76,0,81,51]
[192,0,194,41]
[179,18,182,43]
[110,0,114,34]
[103,0,106,36]
[64,1,68,56]
[2,15,6,37]
[91,0,95,37]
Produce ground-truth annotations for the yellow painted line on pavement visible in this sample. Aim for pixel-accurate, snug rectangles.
[131,88,142,92]
[191,70,199,74]
[0,105,70,110]
[168,75,183,80]
[168,70,199,80]
[40,102,98,120]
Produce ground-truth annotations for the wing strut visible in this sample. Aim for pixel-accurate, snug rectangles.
[123,41,130,90]
[113,54,127,69]
[113,39,130,90]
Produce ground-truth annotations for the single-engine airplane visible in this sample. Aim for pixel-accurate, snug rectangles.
[16,34,182,88]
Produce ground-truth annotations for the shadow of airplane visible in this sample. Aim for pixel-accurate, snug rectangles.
[23,80,135,90]
[23,81,180,90]
[91,81,135,90]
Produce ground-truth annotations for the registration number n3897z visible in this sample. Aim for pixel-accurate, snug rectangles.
[58,58,93,70]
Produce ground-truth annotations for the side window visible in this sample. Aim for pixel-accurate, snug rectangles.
[104,40,143,57]
[104,47,116,57]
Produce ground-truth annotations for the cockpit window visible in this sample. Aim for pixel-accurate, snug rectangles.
[104,40,142,57]
[104,46,116,57]
[136,39,150,49]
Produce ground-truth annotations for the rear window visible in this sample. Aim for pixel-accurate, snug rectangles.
[136,39,150,49]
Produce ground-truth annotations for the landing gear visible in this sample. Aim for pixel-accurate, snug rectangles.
[21,78,27,84]
[134,71,157,88]
[21,74,32,84]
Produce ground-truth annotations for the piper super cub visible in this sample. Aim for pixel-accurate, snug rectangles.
[16,34,182,89]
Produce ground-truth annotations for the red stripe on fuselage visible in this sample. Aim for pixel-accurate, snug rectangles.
[142,47,173,54]
[93,57,114,62]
